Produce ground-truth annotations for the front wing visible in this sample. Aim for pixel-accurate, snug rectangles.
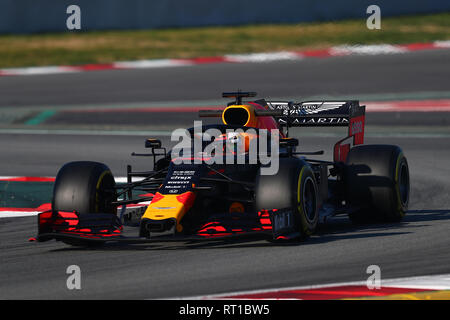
[34,208,300,245]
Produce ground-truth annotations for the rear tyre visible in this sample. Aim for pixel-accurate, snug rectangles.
[52,161,117,246]
[255,158,319,240]
[345,145,409,223]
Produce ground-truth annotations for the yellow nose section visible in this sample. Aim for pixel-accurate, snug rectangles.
[142,192,196,228]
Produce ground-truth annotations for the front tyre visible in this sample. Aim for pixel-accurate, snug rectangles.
[53,161,117,215]
[297,166,319,237]
[255,158,319,240]
[52,161,117,246]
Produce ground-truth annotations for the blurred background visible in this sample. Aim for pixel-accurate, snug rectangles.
[0,0,449,67]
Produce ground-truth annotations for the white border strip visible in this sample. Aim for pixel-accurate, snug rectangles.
[0,176,147,218]
[0,211,41,218]
[0,41,447,76]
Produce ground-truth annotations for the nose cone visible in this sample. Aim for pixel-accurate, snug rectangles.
[142,191,196,231]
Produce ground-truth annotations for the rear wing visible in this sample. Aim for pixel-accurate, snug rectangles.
[198,93,366,162]
[266,100,365,128]
[266,100,366,162]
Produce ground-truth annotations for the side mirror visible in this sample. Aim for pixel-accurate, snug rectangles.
[145,138,162,149]
[280,137,298,147]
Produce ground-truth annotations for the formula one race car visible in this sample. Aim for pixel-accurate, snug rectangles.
[35,91,410,246]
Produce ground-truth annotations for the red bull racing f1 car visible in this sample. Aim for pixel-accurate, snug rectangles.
[35,91,410,246]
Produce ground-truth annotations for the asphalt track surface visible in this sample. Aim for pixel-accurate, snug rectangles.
[0,49,449,299]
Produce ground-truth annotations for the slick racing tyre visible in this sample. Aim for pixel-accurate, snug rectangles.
[345,145,410,223]
[53,161,117,215]
[52,161,117,246]
[255,158,319,240]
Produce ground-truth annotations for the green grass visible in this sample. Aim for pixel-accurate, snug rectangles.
[0,12,449,68]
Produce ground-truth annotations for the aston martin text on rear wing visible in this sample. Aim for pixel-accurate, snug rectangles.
[267,100,366,161]
[266,100,365,127]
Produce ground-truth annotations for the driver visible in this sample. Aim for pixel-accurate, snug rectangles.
[222,131,258,155]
